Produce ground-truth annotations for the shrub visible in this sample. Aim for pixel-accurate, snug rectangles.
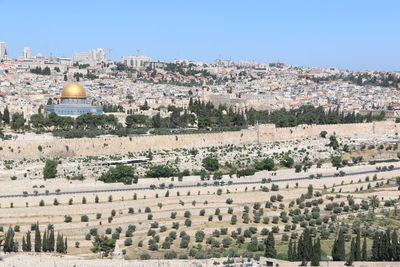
[140,253,151,260]
[99,165,137,184]
[146,164,177,178]
[43,159,58,179]
[124,238,132,246]
[164,251,177,259]
[184,219,192,227]
[112,232,120,239]
[184,211,191,218]
[202,156,219,171]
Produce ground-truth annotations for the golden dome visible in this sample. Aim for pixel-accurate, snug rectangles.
[61,82,86,98]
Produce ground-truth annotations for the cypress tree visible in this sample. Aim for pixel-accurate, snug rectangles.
[332,229,346,261]
[3,227,9,252]
[288,239,293,261]
[347,238,355,266]
[332,236,337,260]
[304,228,313,260]
[264,232,276,258]
[3,107,10,124]
[361,236,367,261]
[355,231,361,261]
[34,226,41,252]
[49,229,55,252]
[392,231,399,261]
[3,226,15,253]
[26,231,32,252]
[371,232,379,260]
[293,241,297,261]
[42,230,48,252]
[298,235,304,261]
[382,229,391,261]
[56,233,61,253]
[338,230,346,261]
[311,238,321,266]
[64,236,68,253]
[22,236,26,252]
[56,233,64,253]
[315,238,321,261]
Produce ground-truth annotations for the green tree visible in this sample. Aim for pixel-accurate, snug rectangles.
[202,156,219,171]
[355,232,361,261]
[332,229,345,261]
[125,114,149,128]
[311,238,321,266]
[43,159,58,179]
[362,236,367,261]
[195,230,205,242]
[264,232,276,258]
[347,238,355,266]
[26,231,32,252]
[3,226,15,252]
[140,100,150,111]
[331,156,342,169]
[49,229,55,252]
[306,184,314,198]
[11,113,26,132]
[288,239,293,261]
[280,155,294,168]
[151,113,161,128]
[255,158,275,171]
[3,107,10,124]
[328,135,339,150]
[56,233,64,253]
[145,165,177,178]
[42,229,48,252]
[369,195,380,211]
[99,165,136,184]
[30,113,46,129]
[34,226,41,252]
[91,235,116,258]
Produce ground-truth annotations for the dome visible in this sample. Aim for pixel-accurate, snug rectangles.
[61,82,86,98]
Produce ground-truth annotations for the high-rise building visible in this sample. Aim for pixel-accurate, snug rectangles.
[0,42,7,61]
[121,55,151,68]
[73,48,106,65]
[23,46,32,59]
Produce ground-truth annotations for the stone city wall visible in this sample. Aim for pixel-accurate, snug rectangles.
[0,121,398,160]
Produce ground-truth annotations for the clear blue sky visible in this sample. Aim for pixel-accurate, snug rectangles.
[1,0,399,70]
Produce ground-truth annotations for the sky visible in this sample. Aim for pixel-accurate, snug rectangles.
[0,0,399,71]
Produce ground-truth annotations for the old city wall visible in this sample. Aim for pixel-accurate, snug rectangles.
[0,121,398,160]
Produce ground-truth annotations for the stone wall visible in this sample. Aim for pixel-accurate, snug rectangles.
[0,121,398,160]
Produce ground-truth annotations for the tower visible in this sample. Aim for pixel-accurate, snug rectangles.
[23,46,32,59]
[0,42,6,60]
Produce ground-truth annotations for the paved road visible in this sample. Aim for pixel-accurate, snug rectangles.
[1,166,398,199]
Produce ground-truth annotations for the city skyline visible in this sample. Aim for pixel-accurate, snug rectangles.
[1,0,400,71]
